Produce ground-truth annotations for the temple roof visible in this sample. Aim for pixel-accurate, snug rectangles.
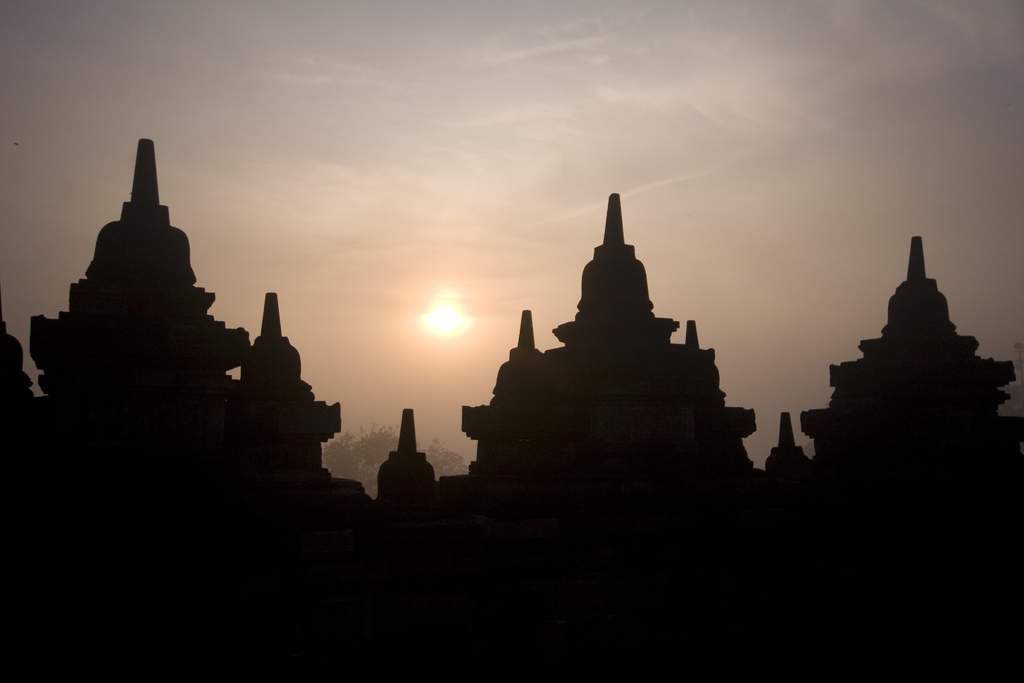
[492,310,553,405]
[242,293,303,388]
[85,139,196,287]
[882,236,956,339]
[554,194,677,347]
[31,139,250,396]
[576,194,654,321]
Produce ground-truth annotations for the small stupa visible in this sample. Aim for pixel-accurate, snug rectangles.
[0,282,33,404]
[463,194,755,478]
[490,310,556,406]
[225,293,341,481]
[801,237,1024,482]
[377,409,436,507]
[30,139,250,460]
[764,412,812,484]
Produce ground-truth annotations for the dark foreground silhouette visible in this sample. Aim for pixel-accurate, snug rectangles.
[4,141,1021,673]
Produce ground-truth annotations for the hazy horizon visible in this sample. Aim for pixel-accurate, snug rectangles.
[3,1,1022,466]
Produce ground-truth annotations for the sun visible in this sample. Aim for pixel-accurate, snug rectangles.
[428,305,462,332]
[420,297,469,337]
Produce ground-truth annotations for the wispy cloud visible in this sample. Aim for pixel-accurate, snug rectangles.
[256,52,392,89]
[481,33,615,65]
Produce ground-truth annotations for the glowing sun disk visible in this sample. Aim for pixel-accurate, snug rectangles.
[428,306,462,332]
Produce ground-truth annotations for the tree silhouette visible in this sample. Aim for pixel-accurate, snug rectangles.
[424,437,467,479]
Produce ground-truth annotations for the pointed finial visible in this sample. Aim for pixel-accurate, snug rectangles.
[907,236,926,282]
[685,320,699,349]
[260,293,282,339]
[603,193,625,247]
[130,139,160,207]
[517,310,536,350]
[778,412,796,449]
[397,408,417,453]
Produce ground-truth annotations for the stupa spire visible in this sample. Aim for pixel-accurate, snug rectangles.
[130,139,160,208]
[397,408,418,453]
[603,193,625,247]
[685,320,699,349]
[777,412,796,449]
[907,236,926,282]
[765,411,811,482]
[517,310,536,351]
[260,293,283,339]
[118,138,171,226]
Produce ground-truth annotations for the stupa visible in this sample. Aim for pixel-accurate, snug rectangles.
[764,412,812,484]
[225,293,341,480]
[1,282,35,449]
[30,139,250,460]
[463,194,755,478]
[0,282,33,404]
[377,408,436,507]
[801,237,1024,482]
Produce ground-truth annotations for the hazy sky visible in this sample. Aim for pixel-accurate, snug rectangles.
[3,1,1022,466]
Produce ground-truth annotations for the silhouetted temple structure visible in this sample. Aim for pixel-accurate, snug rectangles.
[225,293,340,481]
[462,194,755,480]
[10,140,1022,672]
[30,140,249,461]
[801,237,1024,483]
[377,408,436,510]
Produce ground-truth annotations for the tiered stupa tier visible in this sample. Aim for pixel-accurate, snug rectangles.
[30,140,250,460]
[801,237,1024,482]
[463,194,755,478]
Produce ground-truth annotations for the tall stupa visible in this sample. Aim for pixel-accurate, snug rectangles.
[463,194,755,479]
[801,237,1024,482]
[30,139,250,460]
